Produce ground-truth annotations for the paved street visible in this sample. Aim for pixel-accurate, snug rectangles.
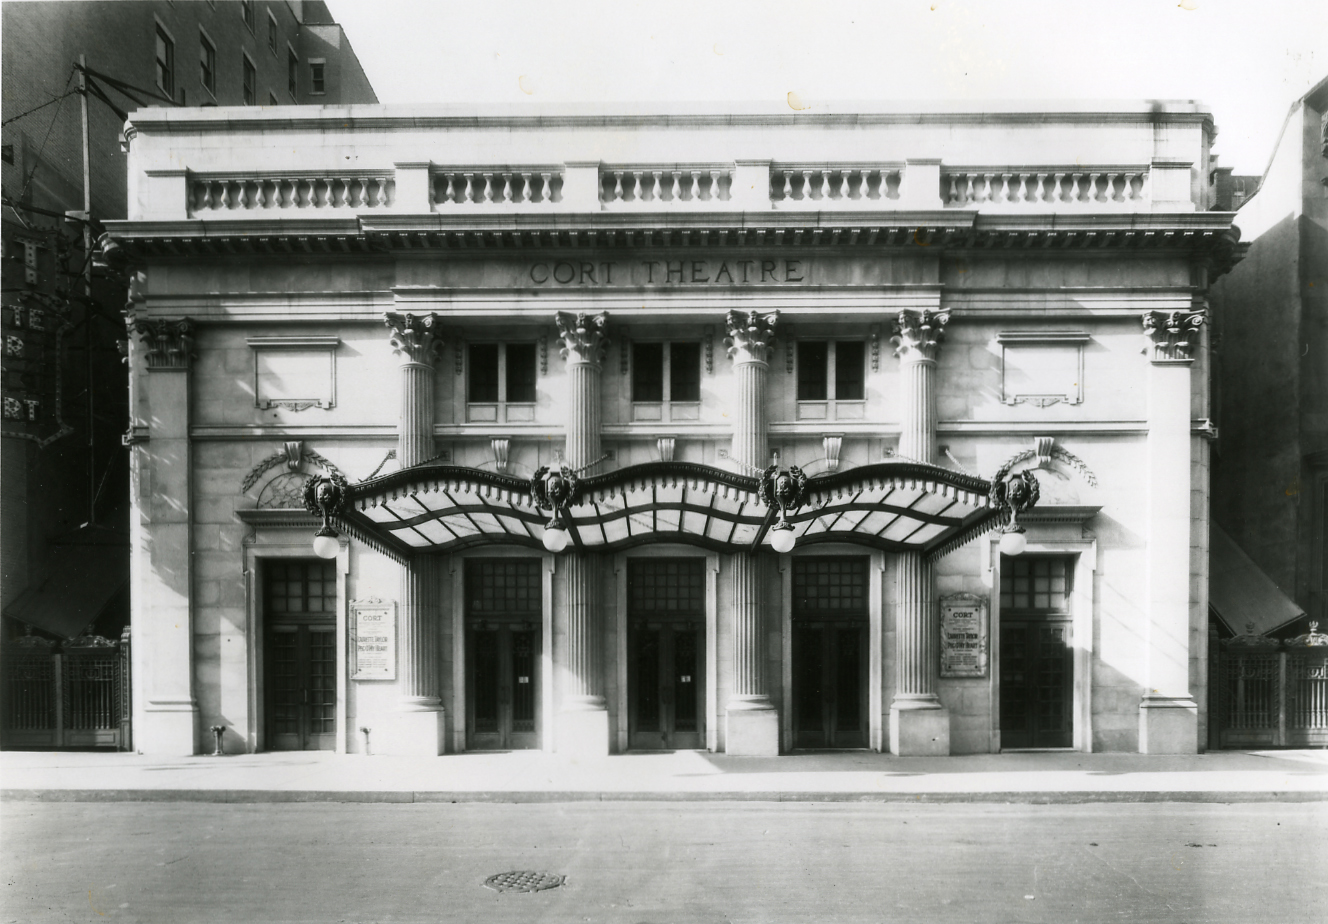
[3,801,1325,924]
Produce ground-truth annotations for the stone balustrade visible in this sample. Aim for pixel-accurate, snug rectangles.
[600,165,732,207]
[941,167,1150,209]
[432,167,563,206]
[188,174,394,215]
[770,165,904,208]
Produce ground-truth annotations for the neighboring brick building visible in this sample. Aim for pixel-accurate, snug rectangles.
[1,1,375,748]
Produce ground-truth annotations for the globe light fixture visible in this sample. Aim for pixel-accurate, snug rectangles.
[998,528,1027,557]
[542,520,571,553]
[312,529,341,559]
[769,523,797,554]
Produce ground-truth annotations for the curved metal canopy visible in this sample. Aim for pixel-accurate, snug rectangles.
[333,460,999,561]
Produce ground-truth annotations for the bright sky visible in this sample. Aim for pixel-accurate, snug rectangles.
[326,0,1327,177]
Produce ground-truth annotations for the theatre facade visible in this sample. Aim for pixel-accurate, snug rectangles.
[106,101,1239,758]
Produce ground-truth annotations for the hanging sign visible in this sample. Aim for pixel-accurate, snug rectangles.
[940,593,988,678]
[351,600,396,680]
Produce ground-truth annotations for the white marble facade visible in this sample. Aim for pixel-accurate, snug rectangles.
[108,101,1238,759]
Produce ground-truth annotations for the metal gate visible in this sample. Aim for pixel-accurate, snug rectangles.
[1,628,131,749]
[1211,623,1328,749]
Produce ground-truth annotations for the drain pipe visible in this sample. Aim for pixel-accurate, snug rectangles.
[360,726,371,756]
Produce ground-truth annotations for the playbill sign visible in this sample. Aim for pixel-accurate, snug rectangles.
[351,600,396,680]
[940,593,988,678]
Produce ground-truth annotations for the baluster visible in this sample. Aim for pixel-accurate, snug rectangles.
[997,173,1010,203]
[645,170,658,201]
[210,180,224,210]
[518,172,532,203]
[840,169,854,201]
[613,171,624,202]
[782,170,793,201]
[947,175,959,205]
[541,172,555,204]
[795,169,807,200]
[1049,172,1064,203]
[819,170,830,200]
[1071,173,1084,203]
[1033,173,1046,203]
[461,173,473,204]
[442,174,455,205]
[1122,172,1136,202]
[500,172,512,204]
[669,170,681,202]
[232,180,246,210]
[624,170,637,202]
[689,170,701,201]
[479,173,491,203]
[710,169,722,201]
[1088,173,1101,203]
[1108,172,1122,203]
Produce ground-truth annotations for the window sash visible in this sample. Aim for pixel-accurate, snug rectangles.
[797,342,828,401]
[242,58,256,105]
[200,35,216,94]
[310,63,325,94]
[155,28,174,94]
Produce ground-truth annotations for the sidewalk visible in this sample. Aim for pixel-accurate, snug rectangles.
[4,748,1327,804]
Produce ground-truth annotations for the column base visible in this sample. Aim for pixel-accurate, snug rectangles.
[889,703,950,756]
[556,707,611,757]
[1139,695,1198,754]
[373,708,447,757]
[726,705,780,757]
[137,700,199,756]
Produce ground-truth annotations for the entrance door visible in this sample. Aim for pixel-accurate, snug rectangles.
[792,622,867,749]
[791,558,869,749]
[629,621,704,749]
[467,623,540,750]
[999,556,1074,749]
[627,559,706,750]
[465,559,543,750]
[264,560,337,751]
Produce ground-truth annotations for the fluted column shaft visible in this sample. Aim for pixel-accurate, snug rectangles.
[384,312,445,711]
[724,310,779,712]
[893,551,937,702]
[897,356,935,464]
[556,312,609,712]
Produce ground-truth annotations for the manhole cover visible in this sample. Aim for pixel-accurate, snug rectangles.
[483,871,565,893]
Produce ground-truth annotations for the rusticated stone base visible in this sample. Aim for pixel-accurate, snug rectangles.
[1139,696,1199,754]
[890,704,951,756]
[726,707,780,757]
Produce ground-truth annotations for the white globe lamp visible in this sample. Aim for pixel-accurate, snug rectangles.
[312,531,340,559]
[769,523,797,554]
[998,529,1027,557]
[542,522,570,553]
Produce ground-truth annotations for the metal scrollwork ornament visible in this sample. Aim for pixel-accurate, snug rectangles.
[530,465,580,553]
[991,469,1040,556]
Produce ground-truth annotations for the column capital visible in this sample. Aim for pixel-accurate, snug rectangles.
[724,309,779,365]
[1142,309,1204,363]
[127,317,195,370]
[556,311,610,366]
[891,308,949,364]
[384,311,445,365]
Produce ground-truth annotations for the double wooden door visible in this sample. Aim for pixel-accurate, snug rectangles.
[628,620,704,749]
[792,621,867,749]
[265,622,337,750]
[1000,619,1073,749]
[467,622,540,750]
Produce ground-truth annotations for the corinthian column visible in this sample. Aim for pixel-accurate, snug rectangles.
[724,309,780,756]
[555,311,611,755]
[379,311,445,755]
[889,308,950,756]
[1139,309,1203,754]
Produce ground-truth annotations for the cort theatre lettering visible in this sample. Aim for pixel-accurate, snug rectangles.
[529,258,807,287]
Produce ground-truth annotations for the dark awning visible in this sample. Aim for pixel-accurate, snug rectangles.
[3,538,129,639]
[1209,523,1304,635]
[337,460,998,561]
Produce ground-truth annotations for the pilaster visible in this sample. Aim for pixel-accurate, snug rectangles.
[723,309,780,756]
[889,309,951,754]
[1139,310,1202,753]
[554,311,611,755]
[126,317,199,755]
[377,312,447,755]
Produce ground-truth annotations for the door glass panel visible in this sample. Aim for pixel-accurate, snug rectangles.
[794,625,823,733]
[635,629,661,733]
[473,630,499,733]
[309,627,336,734]
[835,628,861,731]
[270,627,299,736]
[511,629,536,732]
[674,628,698,733]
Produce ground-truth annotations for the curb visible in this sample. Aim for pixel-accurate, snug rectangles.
[5,788,1326,805]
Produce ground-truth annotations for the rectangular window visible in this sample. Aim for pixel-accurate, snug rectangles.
[466,560,542,615]
[199,32,216,95]
[506,343,537,404]
[241,0,255,30]
[796,340,866,419]
[264,560,337,616]
[242,55,256,105]
[631,341,701,420]
[310,61,325,94]
[155,26,174,96]
[1000,557,1072,613]
[793,558,869,617]
[287,48,298,96]
[268,12,278,54]
[467,343,537,422]
[632,343,664,402]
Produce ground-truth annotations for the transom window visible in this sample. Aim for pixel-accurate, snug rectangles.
[628,559,705,615]
[155,26,175,96]
[1000,557,1072,613]
[264,560,336,616]
[793,558,868,617]
[796,340,865,421]
[467,342,537,423]
[631,341,700,422]
[466,560,541,616]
